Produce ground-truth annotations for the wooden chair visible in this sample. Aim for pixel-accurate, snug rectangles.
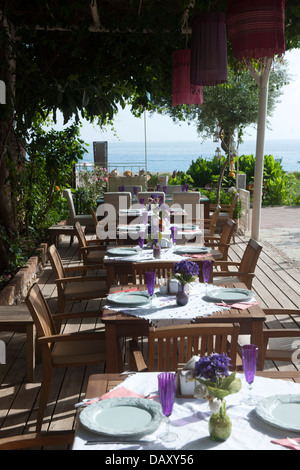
[63,189,94,231]
[212,238,262,289]
[262,308,300,364]
[129,323,240,372]
[210,192,239,239]
[25,283,106,432]
[172,191,201,222]
[0,430,75,450]
[204,205,221,237]
[132,261,176,285]
[74,221,107,268]
[47,244,107,314]
[204,219,236,265]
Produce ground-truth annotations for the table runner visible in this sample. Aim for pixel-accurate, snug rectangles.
[104,283,229,326]
[73,372,300,450]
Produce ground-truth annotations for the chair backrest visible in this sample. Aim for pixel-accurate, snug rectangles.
[124,185,142,195]
[26,283,56,340]
[172,192,201,221]
[47,244,66,293]
[132,261,176,285]
[207,204,221,234]
[165,185,182,195]
[147,323,240,372]
[90,207,98,229]
[137,192,165,204]
[103,192,132,216]
[228,193,239,218]
[217,219,236,257]
[239,238,262,275]
[63,189,76,222]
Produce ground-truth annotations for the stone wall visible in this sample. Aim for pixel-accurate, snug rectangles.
[0,243,48,306]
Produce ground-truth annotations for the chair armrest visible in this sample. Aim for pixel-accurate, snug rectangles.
[55,275,105,284]
[129,339,148,372]
[52,311,103,320]
[79,245,106,252]
[262,308,300,316]
[38,331,105,344]
[263,329,300,339]
[65,264,104,272]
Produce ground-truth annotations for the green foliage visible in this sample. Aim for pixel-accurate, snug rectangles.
[186,156,236,188]
[76,164,108,211]
[13,122,87,235]
[169,170,194,186]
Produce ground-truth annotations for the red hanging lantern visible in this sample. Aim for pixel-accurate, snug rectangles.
[172,49,203,107]
[190,12,228,86]
[226,0,285,60]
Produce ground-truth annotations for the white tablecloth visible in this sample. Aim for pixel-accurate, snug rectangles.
[104,284,228,327]
[73,372,300,451]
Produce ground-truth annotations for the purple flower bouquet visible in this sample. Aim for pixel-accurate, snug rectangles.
[173,260,200,285]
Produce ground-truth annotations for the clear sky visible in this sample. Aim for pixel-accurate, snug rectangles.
[54,48,300,143]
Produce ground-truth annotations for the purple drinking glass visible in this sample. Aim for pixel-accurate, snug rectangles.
[241,344,259,405]
[163,185,167,194]
[185,184,189,192]
[145,271,156,306]
[157,184,160,191]
[140,197,145,208]
[133,186,138,196]
[202,260,212,295]
[138,231,145,249]
[170,226,178,246]
[142,210,148,225]
[158,372,178,442]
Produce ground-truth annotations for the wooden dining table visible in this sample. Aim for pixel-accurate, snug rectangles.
[102,282,266,373]
[104,244,214,288]
[73,370,300,451]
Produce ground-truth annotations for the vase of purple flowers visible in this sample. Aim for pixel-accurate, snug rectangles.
[173,260,199,306]
[193,353,241,441]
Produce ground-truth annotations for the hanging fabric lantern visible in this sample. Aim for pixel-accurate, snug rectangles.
[172,49,203,107]
[226,0,285,61]
[190,12,227,86]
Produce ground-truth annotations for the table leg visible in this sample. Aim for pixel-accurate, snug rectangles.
[251,321,264,371]
[105,324,124,373]
[26,324,35,382]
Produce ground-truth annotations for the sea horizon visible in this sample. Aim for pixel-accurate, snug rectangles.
[82,138,300,173]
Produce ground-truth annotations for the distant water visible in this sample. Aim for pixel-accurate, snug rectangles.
[83,139,300,173]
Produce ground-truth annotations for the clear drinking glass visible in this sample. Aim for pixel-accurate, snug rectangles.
[202,260,212,295]
[158,372,178,442]
[241,344,259,405]
[145,271,156,306]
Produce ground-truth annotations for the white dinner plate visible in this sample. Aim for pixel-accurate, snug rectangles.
[117,225,147,232]
[173,224,198,230]
[174,246,211,254]
[107,291,150,306]
[205,287,255,303]
[107,247,140,256]
[79,397,164,437]
[255,395,300,431]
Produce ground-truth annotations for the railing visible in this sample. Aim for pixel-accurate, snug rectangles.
[75,161,146,174]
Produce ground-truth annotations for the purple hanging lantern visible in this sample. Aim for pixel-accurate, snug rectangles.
[226,0,285,60]
[190,12,228,86]
[172,49,203,107]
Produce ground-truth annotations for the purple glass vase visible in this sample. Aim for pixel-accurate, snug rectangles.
[176,283,189,306]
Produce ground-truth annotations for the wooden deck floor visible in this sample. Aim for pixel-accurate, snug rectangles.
[0,232,299,447]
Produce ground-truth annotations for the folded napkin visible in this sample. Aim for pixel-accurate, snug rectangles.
[180,253,208,259]
[215,301,259,310]
[271,438,300,450]
[78,387,145,408]
[107,288,139,295]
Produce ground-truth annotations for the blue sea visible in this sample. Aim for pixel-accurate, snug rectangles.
[83,139,300,173]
